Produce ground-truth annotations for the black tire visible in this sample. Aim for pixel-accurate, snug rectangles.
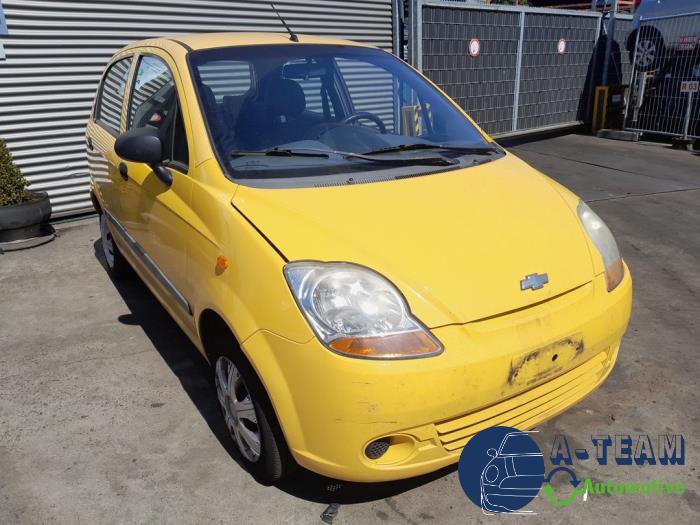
[631,29,664,72]
[98,213,130,280]
[211,346,296,484]
[0,191,51,243]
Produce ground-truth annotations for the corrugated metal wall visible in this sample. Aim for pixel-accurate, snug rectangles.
[0,0,394,217]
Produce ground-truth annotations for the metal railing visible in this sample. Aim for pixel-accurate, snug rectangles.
[624,12,700,141]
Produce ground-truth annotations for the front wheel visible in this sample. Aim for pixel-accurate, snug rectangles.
[213,353,294,484]
[99,213,130,279]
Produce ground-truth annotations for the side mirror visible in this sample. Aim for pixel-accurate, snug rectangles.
[115,127,172,186]
[486,448,498,458]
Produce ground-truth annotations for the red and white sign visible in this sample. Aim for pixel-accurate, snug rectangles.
[468,38,480,57]
[557,38,567,55]
[677,36,698,51]
[680,81,699,94]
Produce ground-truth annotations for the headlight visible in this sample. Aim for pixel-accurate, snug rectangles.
[484,465,499,483]
[577,201,624,291]
[283,262,442,359]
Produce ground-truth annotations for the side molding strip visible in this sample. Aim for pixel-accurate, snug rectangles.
[104,209,193,316]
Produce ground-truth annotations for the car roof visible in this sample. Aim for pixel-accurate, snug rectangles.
[121,32,377,53]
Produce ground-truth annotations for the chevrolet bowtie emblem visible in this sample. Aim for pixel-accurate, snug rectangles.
[520,273,549,291]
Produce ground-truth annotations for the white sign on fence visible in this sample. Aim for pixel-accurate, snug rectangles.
[677,36,698,52]
[680,81,699,94]
[468,38,480,57]
[557,38,566,55]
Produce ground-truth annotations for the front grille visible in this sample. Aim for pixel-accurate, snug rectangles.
[435,351,609,452]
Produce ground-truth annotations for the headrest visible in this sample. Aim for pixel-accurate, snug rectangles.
[264,78,306,119]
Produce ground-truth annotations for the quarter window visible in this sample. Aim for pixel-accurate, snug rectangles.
[129,56,175,128]
[128,56,189,171]
[170,104,189,168]
[95,57,132,135]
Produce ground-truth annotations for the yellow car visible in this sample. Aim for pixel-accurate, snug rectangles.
[87,32,632,484]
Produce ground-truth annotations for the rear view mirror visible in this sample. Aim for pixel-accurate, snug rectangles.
[487,448,498,457]
[115,127,172,186]
[283,62,327,80]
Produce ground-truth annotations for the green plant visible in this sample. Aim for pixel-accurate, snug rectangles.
[0,138,30,206]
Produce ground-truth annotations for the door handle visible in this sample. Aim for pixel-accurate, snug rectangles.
[118,162,129,181]
[86,136,93,151]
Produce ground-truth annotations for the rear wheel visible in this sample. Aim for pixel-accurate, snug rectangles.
[99,213,130,279]
[213,350,294,484]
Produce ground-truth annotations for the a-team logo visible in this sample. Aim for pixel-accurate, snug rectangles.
[458,426,687,514]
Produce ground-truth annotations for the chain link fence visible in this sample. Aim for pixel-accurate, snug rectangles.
[624,12,700,140]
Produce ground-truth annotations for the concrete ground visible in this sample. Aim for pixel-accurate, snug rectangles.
[0,134,698,524]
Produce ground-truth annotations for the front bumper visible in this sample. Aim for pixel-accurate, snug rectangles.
[242,267,632,482]
[481,484,540,514]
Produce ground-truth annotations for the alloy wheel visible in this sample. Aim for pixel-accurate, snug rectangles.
[636,39,657,69]
[214,356,262,463]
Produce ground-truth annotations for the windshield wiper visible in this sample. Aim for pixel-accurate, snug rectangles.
[230,147,457,166]
[362,143,500,156]
[231,148,330,159]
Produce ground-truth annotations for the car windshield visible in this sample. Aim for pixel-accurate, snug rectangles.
[499,434,542,456]
[189,44,495,185]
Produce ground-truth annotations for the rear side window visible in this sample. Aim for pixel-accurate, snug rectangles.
[282,58,335,118]
[196,61,253,133]
[336,57,396,132]
[95,57,132,135]
[197,60,252,101]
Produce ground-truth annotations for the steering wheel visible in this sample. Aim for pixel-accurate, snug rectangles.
[341,112,387,134]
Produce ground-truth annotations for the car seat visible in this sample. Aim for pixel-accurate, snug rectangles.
[199,84,237,152]
[235,78,307,150]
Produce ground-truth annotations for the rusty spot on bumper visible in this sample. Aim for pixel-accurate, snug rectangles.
[508,349,540,384]
[507,335,585,386]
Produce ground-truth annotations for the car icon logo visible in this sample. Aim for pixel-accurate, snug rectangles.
[480,431,544,514]
[520,273,549,291]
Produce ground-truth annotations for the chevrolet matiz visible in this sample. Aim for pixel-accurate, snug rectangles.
[86,32,632,484]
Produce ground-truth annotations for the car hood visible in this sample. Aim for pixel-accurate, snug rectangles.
[232,153,595,328]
